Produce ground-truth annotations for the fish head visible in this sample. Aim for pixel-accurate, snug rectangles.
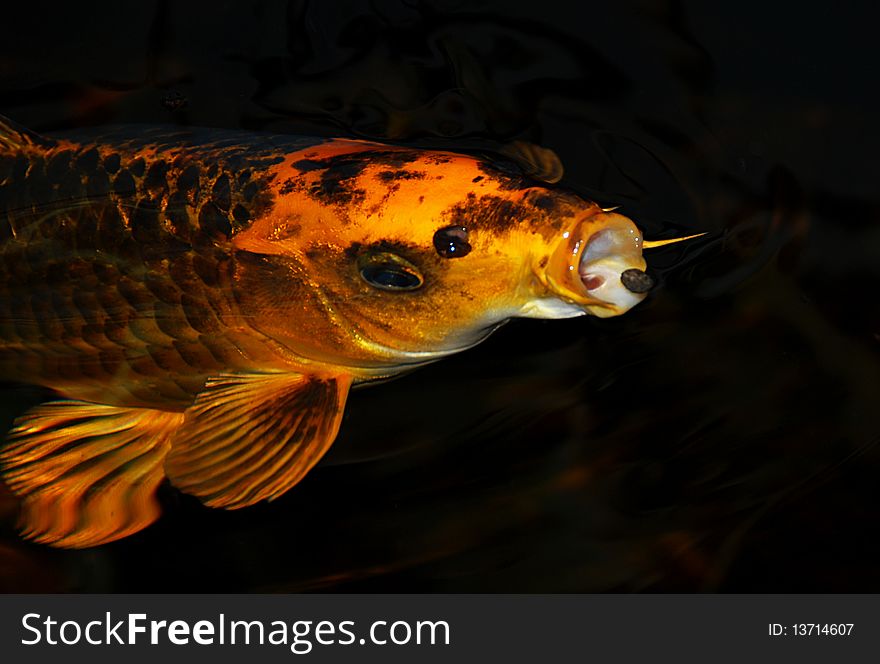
[232,144,651,370]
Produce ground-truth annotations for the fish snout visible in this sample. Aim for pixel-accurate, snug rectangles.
[544,212,652,318]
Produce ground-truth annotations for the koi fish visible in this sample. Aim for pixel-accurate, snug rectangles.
[0,115,686,548]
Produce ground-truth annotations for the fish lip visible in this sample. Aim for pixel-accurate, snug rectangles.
[542,211,649,316]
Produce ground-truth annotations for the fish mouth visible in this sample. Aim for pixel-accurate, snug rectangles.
[543,211,651,318]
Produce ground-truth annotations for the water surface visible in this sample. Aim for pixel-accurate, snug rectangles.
[0,0,878,592]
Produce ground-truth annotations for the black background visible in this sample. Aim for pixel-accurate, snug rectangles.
[0,0,878,592]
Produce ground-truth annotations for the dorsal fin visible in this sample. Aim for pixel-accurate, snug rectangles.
[498,140,564,184]
[0,114,56,152]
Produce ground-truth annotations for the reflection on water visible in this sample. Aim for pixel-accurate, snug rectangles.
[0,0,878,591]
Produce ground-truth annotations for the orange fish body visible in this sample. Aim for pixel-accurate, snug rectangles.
[0,116,652,547]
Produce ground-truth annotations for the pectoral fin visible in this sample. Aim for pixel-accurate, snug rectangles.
[0,402,184,548]
[165,372,353,509]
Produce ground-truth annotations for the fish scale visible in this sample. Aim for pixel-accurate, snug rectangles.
[0,129,305,408]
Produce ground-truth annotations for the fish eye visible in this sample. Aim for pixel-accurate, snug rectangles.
[357,252,424,291]
[433,225,471,259]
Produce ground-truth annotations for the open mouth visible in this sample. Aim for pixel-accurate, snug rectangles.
[542,211,652,318]
[579,227,653,295]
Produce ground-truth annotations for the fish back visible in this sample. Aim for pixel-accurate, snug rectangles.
[0,123,320,406]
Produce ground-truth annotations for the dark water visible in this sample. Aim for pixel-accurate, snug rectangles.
[1,0,878,592]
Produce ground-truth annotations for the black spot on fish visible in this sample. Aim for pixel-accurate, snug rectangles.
[144,160,169,196]
[112,170,136,197]
[292,159,325,172]
[443,193,531,234]
[295,150,422,206]
[279,178,296,195]
[85,171,111,198]
[177,164,200,192]
[313,157,368,205]
[237,169,252,184]
[198,201,232,239]
[128,157,146,178]
[478,160,530,191]
[343,242,362,260]
[103,152,121,174]
[212,174,231,211]
[472,175,484,183]
[377,169,426,181]
[165,190,193,241]
[76,148,100,173]
[242,180,259,202]
[46,150,73,180]
[532,189,584,223]
[54,167,83,204]
[531,193,559,213]
[232,204,250,225]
